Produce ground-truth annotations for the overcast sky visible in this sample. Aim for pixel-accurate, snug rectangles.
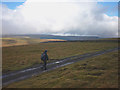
[1,0,119,37]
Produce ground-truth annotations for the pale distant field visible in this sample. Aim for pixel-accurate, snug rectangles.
[1,37,65,47]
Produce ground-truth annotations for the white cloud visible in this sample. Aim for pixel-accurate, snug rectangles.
[2,0,119,2]
[1,0,118,37]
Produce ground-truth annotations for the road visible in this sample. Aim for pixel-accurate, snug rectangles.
[2,48,119,86]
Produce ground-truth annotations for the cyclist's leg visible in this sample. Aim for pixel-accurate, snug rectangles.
[44,60,47,70]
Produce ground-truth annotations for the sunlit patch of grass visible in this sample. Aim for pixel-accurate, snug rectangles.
[2,37,66,47]
[5,51,118,88]
[0,38,13,39]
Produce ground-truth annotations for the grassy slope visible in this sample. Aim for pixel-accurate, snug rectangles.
[5,51,118,88]
[2,41,118,72]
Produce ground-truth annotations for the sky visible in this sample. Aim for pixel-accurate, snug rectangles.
[2,2,118,16]
[1,0,119,37]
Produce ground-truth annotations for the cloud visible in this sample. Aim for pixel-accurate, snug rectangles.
[1,0,118,37]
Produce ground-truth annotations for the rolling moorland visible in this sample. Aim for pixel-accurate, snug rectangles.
[2,37,118,72]
[2,36,119,88]
[4,51,119,88]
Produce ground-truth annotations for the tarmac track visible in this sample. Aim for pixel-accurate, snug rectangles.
[2,47,119,86]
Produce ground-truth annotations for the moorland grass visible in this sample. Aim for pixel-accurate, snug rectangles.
[3,41,118,72]
[4,51,118,88]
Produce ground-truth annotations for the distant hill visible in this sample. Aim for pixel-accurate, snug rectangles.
[2,34,100,40]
